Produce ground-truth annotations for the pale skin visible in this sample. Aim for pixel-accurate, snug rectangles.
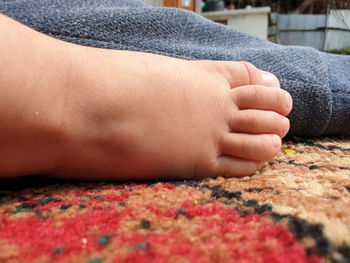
[0,14,292,180]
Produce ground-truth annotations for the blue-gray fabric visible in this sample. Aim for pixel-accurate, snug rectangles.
[321,53,350,136]
[1,0,348,136]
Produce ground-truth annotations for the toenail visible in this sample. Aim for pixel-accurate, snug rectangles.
[272,134,281,147]
[261,71,279,87]
[285,92,292,110]
[283,118,290,134]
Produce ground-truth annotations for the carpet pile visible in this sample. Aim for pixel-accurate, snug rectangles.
[0,137,349,262]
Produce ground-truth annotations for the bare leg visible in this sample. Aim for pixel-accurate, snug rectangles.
[0,15,292,180]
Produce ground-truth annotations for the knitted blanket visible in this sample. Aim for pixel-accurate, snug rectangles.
[0,0,333,137]
[1,137,349,263]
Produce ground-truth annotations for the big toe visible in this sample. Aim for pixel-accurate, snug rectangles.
[217,61,280,88]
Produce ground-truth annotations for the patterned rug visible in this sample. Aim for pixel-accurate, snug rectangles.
[0,137,349,263]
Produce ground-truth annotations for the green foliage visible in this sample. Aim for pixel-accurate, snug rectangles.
[329,46,350,55]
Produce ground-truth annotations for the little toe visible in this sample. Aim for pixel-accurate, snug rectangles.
[231,85,293,116]
[230,110,290,138]
[220,133,282,161]
[216,156,262,177]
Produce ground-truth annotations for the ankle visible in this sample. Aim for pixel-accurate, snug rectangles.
[45,44,115,177]
[0,25,75,176]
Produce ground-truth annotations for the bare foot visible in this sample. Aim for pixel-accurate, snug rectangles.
[0,15,292,180]
[51,47,292,180]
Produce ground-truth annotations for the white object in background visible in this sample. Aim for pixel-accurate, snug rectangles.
[144,0,162,7]
[182,0,191,7]
[202,7,271,40]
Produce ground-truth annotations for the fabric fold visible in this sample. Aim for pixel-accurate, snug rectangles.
[1,0,332,136]
[321,52,350,136]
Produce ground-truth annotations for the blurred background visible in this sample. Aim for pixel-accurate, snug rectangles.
[144,0,350,54]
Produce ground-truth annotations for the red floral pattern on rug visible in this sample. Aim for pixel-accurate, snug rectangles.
[0,183,321,262]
